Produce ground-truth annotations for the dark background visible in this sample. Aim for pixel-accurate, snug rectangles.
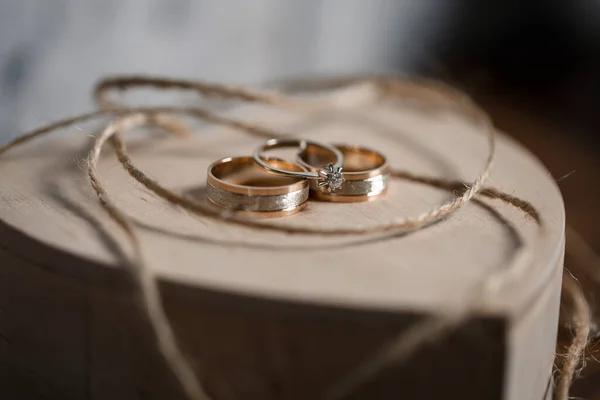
[424,2,600,251]
[422,2,600,397]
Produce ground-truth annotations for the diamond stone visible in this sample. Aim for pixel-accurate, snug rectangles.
[326,172,344,190]
[318,163,345,192]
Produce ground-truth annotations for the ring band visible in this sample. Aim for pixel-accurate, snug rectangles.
[253,138,346,192]
[297,144,389,202]
[206,156,309,217]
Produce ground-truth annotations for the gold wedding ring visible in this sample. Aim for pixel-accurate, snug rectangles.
[206,156,309,217]
[297,144,389,202]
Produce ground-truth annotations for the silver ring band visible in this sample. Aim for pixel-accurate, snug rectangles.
[253,138,346,192]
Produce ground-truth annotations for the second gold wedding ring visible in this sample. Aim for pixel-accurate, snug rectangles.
[298,143,389,202]
[207,156,308,217]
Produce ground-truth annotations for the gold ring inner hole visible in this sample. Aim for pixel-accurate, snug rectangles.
[300,144,385,173]
[212,157,304,187]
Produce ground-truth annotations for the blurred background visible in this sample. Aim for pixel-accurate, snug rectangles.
[1,0,599,397]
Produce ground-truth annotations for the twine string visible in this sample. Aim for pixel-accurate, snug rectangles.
[87,78,528,400]
[0,75,591,400]
[96,112,515,400]
[555,270,591,399]
[98,76,497,236]
[87,114,213,400]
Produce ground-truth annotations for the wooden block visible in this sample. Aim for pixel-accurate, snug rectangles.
[0,247,87,400]
[0,83,564,399]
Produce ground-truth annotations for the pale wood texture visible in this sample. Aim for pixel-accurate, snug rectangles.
[0,87,564,399]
